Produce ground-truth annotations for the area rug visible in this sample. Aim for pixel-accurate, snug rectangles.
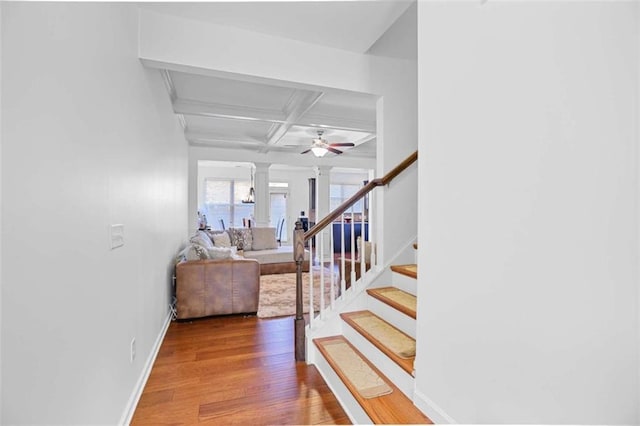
[257,267,339,318]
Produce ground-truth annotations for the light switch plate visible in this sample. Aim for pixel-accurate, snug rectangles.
[110,224,124,249]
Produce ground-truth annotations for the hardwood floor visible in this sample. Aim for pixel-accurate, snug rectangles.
[131,314,350,425]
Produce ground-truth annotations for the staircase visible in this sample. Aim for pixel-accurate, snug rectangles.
[309,258,431,424]
[292,151,424,423]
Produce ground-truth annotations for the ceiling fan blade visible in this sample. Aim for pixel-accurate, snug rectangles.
[327,147,343,155]
[328,142,355,147]
[300,148,311,154]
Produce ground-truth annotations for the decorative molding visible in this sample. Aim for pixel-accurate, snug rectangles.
[296,112,376,134]
[119,311,172,426]
[173,98,286,123]
[413,389,458,424]
[160,69,177,103]
[185,129,266,146]
[263,90,324,150]
[173,99,375,136]
[177,114,187,131]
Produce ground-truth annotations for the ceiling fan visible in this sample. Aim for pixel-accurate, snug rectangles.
[301,130,355,157]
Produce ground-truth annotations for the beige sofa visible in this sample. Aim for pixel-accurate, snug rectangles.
[173,227,311,320]
[206,227,310,275]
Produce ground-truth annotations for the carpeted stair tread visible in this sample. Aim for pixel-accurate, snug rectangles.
[341,311,415,375]
[314,336,432,425]
[367,287,416,319]
[390,264,417,279]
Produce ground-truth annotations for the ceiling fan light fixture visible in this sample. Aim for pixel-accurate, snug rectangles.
[311,146,328,157]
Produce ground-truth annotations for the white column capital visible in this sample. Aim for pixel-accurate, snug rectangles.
[314,165,333,176]
[253,162,272,171]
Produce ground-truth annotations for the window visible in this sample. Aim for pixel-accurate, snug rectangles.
[269,183,289,242]
[203,179,254,229]
[330,184,363,213]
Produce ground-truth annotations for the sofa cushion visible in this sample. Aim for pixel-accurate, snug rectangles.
[251,227,278,250]
[204,229,226,241]
[212,232,231,248]
[228,228,252,250]
[207,246,233,260]
[243,246,309,264]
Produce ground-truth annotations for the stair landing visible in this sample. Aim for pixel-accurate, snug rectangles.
[314,336,432,425]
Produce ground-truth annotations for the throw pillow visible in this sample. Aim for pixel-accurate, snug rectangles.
[207,246,233,260]
[185,244,210,261]
[175,246,190,264]
[204,229,225,241]
[190,232,214,250]
[251,227,278,250]
[212,232,231,248]
[228,228,252,251]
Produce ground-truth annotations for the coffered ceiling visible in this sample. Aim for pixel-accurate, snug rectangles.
[145,1,415,160]
[162,69,378,158]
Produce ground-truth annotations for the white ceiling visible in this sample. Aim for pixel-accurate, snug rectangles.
[143,1,414,160]
[142,1,413,53]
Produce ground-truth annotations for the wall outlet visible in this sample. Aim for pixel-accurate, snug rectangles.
[130,338,136,363]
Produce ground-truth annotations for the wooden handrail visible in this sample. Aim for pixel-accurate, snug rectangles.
[292,150,417,362]
[303,150,417,241]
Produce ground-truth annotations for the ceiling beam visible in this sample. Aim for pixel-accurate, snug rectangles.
[185,129,266,146]
[173,98,375,134]
[295,112,376,134]
[261,90,324,151]
[173,99,287,123]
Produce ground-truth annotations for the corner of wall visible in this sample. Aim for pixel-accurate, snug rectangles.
[0,2,4,421]
[637,1,640,421]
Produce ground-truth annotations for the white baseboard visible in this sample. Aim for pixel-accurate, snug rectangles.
[119,311,172,425]
[413,389,457,424]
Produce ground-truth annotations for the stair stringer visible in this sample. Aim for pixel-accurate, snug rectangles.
[306,237,419,424]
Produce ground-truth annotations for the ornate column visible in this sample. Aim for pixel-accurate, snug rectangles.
[253,162,271,228]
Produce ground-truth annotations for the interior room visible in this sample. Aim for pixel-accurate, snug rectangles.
[1,1,639,425]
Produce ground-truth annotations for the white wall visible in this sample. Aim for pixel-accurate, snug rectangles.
[1,3,188,424]
[368,2,418,265]
[138,8,371,94]
[417,2,639,424]
[0,3,3,421]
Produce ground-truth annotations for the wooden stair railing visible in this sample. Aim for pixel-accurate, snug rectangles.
[292,151,418,361]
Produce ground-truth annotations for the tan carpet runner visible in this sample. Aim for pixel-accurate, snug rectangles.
[321,340,393,399]
[374,287,416,313]
[390,264,417,279]
[349,312,415,358]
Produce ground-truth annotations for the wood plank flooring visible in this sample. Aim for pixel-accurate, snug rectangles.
[131,315,350,425]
